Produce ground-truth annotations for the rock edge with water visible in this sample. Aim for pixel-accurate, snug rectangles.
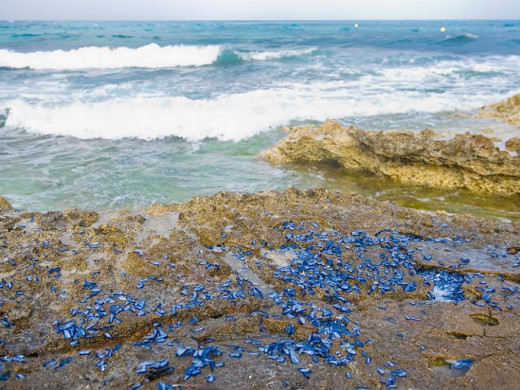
[477,93,520,129]
[260,120,520,195]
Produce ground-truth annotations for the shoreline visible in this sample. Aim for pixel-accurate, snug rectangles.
[261,119,520,196]
[3,93,520,220]
[2,19,520,390]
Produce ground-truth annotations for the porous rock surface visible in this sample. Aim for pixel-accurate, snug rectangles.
[260,120,520,195]
[477,93,520,128]
[0,189,519,389]
[505,137,520,153]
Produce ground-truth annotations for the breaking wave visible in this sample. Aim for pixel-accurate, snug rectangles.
[2,85,507,141]
[0,44,222,69]
[0,44,318,70]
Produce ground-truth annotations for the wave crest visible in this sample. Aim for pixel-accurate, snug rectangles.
[441,33,479,45]
[214,49,244,66]
[3,86,507,141]
[0,43,222,70]
[0,44,318,70]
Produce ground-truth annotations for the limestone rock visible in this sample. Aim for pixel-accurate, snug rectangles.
[261,120,520,195]
[506,137,520,153]
[477,93,520,128]
[0,196,13,212]
[0,189,519,389]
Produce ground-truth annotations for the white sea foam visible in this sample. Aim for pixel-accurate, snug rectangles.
[3,83,509,141]
[0,44,222,69]
[372,56,520,83]
[239,48,316,61]
[0,45,320,70]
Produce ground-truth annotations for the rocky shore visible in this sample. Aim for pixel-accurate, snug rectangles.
[1,189,519,389]
[261,120,520,195]
[477,93,520,129]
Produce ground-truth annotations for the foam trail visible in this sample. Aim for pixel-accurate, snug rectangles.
[0,44,222,69]
[240,48,316,61]
[3,85,508,141]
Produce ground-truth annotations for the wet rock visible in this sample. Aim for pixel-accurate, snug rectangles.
[506,137,520,153]
[261,120,520,195]
[64,209,99,227]
[0,196,13,212]
[477,93,520,128]
[0,189,519,389]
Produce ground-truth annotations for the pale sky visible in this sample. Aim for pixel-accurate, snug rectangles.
[1,0,519,21]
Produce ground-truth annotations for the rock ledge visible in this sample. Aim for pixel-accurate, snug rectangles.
[261,120,520,195]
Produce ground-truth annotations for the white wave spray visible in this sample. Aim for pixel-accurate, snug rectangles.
[0,43,222,69]
[3,83,510,141]
[239,48,316,61]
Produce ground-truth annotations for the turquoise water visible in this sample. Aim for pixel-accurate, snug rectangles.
[0,21,519,216]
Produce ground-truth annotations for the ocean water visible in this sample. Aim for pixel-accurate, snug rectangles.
[0,20,519,217]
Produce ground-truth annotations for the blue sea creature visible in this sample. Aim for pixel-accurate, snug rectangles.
[55,357,73,370]
[135,359,170,374]
[156,383,174,390]
[183,365,201,381]
[449,359,473,370]
[285,323,295,335]
[176,344,195,357]
[298,367,311,378]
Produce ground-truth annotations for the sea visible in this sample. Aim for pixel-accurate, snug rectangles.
[0,20,519,218]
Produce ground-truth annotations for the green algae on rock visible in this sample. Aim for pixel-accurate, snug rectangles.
[0,189,520,389]
[260,120,520,195]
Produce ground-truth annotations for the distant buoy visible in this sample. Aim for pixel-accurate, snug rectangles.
[354,24,359,28]
[440,26,446,32]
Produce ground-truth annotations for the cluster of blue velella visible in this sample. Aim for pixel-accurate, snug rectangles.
[273,225,421,299]
[1,216,518,389]
[418,268,466,302]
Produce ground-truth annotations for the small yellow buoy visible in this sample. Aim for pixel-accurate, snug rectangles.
[354,24,359,28]
[440,26,446,32]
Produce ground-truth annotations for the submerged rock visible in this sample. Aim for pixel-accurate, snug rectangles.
[0,189,519,389]
[477,93,520,128]
[261,120,520,195]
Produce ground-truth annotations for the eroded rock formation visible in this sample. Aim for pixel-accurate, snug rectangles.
[0,196,13,212]
[261,120,520,195]
[0,189,519,389]
[506,137,520,153]
[477,93,520,128]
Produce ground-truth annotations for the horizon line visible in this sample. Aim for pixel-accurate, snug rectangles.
[2,18,520,22]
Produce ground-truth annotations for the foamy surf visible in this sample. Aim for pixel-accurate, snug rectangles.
[0,44,319,70]
[3,86,508,141]
[239,48,316,61]
[2,20,520,213]
[0,43,222,69]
